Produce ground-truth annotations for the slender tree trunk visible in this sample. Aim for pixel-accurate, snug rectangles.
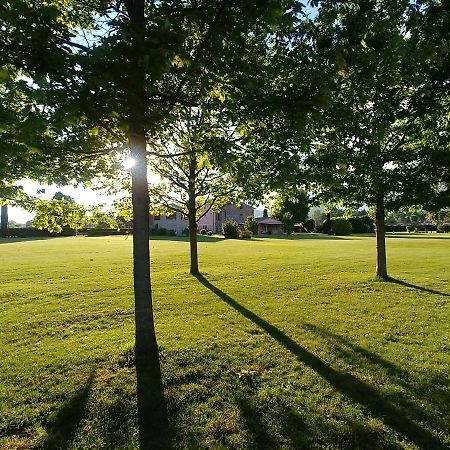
[326,212,331,222]
[1,204,8,238]
[375,196,388,280]
[188,157,199,276]
[130,126,157,356]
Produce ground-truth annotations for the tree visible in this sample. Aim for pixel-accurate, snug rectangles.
[281,212,294,234]
[1,0,304,357]
[243,216,258,235]
[147,106,243,275]
[307,0,449,279]
[272,191,310,224]
[1,204,8,238]
[33,199,88,233]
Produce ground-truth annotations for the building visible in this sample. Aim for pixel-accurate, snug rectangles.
[151,210,189,236]
[197,203,255,234]
[255,217,283,234]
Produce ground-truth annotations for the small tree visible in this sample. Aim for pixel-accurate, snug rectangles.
[282,212,294,235]
[33,199,87,234]
[243,216,258,235]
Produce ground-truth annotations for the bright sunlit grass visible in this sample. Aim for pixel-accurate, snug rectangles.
[0,234,449,449]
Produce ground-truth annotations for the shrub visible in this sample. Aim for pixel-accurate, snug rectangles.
[281,212,294,234]
[167,229,176,236]
[243,216,258,235]
[150,227,168,236]
[331,218,352,235]
[182,228,189,236]
[322,219,332,234]
[303,218,316,232]
[222,219,239,239]
[349,216,374,233]
[240,229,253,239]
[200,229,207,235]
[207,230,212,236]
[315,223,324,233]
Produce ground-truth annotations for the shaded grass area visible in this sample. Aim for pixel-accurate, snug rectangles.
[0,235,449,449]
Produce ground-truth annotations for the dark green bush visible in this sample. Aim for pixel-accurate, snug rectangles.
[200,229,207,235]
[331,218,352,235]
[167,229,176,236]
[303,218,316,232]
[222,220,239,239]
[322,219,332,234]
[349,216,374,233]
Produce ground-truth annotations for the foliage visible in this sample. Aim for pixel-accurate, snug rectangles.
[222,220,239,239]
[243,216,258,235]
[33,199,87,233]
[303,218,316,233]
[145,107,243,223]
[281,212,294,235]
[240,230,253,239]
[348,216,375,234]
[322,219,333,235]
[272,191,310,224]
[330,218,352,236]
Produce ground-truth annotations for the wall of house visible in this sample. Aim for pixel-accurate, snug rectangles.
[258,223,283,234]
[152,211,189,236]
[197,203,255,234]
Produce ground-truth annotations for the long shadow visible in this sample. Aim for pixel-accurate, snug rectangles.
[149,235,223,243]
[386,234,450,240]
[258,233,349,241]
[38,371,95,449]
[388,277,450,297]
[136,348,170,450]
[302,323,450,423]
[195,274,446,449]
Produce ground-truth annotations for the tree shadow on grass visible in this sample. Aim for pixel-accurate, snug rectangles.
[38,371,95,449]
[195,274,447,449]
[135,349,170,450]
[387,277,450,297]
[385,234,450,240]
[258,233,350,240]
[302,323,450,433]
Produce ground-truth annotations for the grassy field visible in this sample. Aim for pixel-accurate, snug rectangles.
[1,234,449,449]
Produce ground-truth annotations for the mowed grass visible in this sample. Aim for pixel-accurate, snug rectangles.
[0,234,449,449]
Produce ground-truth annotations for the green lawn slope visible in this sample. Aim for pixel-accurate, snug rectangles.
[1,234,449,449]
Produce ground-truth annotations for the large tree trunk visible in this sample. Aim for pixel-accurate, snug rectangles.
[188,157,199,276]
[1,204,7,238]
[130,127,157,356]
[375,196,388,280]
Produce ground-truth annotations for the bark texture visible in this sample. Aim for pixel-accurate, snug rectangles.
[130,127,157,356]
[375,197,388,280]
[1,204,7,238]
[188,156,199,275]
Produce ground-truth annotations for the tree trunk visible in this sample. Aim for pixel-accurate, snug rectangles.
[188,157,199,276]
[130,127,157,356]
[326,212,331,222]
[1,204,8,238]
[375,197,388,280]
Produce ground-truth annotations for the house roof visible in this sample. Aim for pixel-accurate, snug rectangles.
[255,217,282,225]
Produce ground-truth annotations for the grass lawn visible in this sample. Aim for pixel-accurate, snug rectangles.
[1,233,449,449]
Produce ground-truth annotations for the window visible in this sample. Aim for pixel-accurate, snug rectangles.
[216,213,221,220]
